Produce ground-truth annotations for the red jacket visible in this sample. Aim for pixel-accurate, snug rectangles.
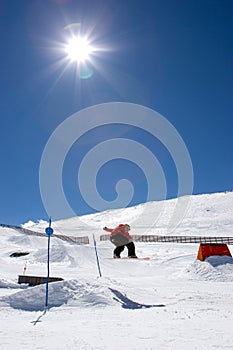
[104,224,132,241]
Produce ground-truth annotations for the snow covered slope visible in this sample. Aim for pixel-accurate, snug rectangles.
[0,192,233,350]
[24,191,233,238]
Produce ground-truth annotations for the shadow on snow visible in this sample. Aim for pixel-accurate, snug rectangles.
[109,288,165,310]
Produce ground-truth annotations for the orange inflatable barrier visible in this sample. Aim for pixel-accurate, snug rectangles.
[197,244,232,261]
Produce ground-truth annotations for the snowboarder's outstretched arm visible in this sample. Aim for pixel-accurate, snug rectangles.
[103,226,113,233]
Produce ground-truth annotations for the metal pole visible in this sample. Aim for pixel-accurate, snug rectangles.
[93,234,102,277]
[45,218,53,309]
[45,234,51,308]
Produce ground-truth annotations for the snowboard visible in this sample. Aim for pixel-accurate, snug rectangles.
[105,257,151,261]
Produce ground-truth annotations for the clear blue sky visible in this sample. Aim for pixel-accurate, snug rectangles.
[0,0,232,225]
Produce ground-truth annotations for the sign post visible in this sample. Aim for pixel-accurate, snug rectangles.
[45,218,54,308]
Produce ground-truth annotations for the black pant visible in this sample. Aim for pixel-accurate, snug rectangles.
[114,242,136,257]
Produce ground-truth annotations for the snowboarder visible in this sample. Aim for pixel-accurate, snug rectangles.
[103,224,138,259]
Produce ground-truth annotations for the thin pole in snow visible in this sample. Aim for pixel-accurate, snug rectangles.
[93,234,102,277]
[45,217,54,309]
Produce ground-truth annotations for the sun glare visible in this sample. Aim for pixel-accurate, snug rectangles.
[65,36,94,63]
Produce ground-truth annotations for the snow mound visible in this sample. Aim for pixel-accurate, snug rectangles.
[1,278,162,312]
[185,256,233,282]
[7,234,31,246]
[1,279,116,311]
[32,245,75,265]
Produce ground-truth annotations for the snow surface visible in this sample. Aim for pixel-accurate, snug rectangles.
[1,192,233,349]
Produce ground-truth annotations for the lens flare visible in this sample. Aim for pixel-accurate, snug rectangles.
[79,63,93,79]
[64,23,81,32]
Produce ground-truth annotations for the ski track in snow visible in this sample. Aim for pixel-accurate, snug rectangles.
[0,192,233,349]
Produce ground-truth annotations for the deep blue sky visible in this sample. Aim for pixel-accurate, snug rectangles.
[0,0,232,225]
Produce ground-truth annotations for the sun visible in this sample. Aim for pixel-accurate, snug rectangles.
[65,36,94,63]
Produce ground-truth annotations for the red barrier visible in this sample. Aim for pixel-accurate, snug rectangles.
[197,244,232,261]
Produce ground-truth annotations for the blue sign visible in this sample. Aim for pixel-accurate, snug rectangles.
[45,227,54,236]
